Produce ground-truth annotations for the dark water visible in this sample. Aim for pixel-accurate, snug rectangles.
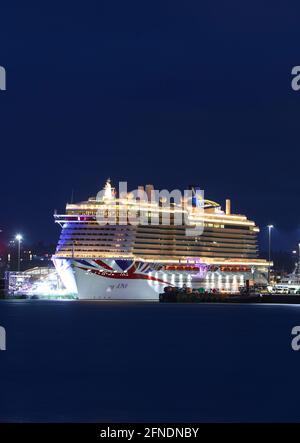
[1,300,300,422]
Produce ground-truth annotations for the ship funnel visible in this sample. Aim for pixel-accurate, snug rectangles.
[225,199,231,215]
[145,184,154,201]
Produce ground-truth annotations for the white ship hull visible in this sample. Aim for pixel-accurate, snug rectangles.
[74,267,163,300]
[53,257,263,300]
[54,258,171,300]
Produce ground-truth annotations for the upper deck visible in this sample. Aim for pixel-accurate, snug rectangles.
[54,180,262,263]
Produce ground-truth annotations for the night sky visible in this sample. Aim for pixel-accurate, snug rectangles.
[1,1,300,251]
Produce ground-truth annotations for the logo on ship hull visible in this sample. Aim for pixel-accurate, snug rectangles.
[107,283,128,291]
[75,259,171,286]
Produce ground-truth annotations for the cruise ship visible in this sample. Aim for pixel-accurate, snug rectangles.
[53,179,269,299]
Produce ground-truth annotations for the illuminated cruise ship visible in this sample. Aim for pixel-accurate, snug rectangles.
[53,179,269,299]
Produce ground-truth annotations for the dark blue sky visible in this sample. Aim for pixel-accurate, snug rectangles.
[1,1,300,251]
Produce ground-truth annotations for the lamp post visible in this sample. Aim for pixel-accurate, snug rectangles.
[292,250,297,272]
[267,225,274,284]
[15,234,22,272]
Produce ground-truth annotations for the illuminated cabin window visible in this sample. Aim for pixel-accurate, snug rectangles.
[204,223,224,228]
[224,225,250,230]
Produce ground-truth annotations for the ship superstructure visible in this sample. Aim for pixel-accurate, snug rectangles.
[53,179,269,299]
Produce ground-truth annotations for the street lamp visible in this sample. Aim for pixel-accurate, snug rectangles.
[267,225,274,283]
[15,234,22,272]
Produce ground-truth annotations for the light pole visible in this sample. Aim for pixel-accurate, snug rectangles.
[267,225,274,284]
[15,234,22,272]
